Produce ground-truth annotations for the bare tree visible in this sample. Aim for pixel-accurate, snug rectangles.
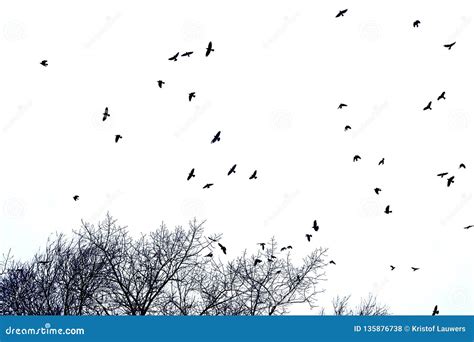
[330,293,389,316]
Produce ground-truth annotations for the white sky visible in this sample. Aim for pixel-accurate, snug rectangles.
[1,0,473,315]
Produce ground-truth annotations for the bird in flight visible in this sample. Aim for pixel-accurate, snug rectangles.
[423,101,432,111]
[205,252,213,257]
[227,164,237,176]
[181,51,193,57]
[40,60,48,67]
[73,195,79,201]
[188,92,196,102]
[447,176,455,187]
[218,243,227,255]
[411,267,420,271]
[287,245,293,249]
[413,20,420,28]
[169,52,179,61]
[102,107,110,121]
[115,135,122,143]
[187,168,195,181]
[353,155,361,162]
[437,91,446,101]
[444,42,456,50]
[258,243,265,250]
[378,158,385,166]
[329,260,336,265]
[205,41,214,57]
[344,125,351,131]
[305,234,312,242]
[157,80,165,88]
[254,258,262,266]
[203,183,214,189]
[464,225,473,230]
[336,9,348,18]
[208,237,218,242]
[211,131,221,144]
[312,220,319,231]
[338,103,347,109]
[249,170,258,180]
[432,305,439,316]
[384,205,392,214]
[459,163,466,169]
[437,172,448,178]
[390,265,395,271]
[280,247,287,251]
[374,188,382,195]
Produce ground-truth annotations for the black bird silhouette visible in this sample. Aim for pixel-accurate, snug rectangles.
[413,20,420,27]
[338,103,347,109]
[437,172,448,178]
[218,243,227,255]
[312,220,319,231]
[40,60,48,67]
[305,234,312,242]
[423,101,432,111]
[205,252,213,257]
[287,245,293,249]
[181,51,193,57]
[344,125,351,131]
[102,107,110,121]
[254,258,262,266]
[157,80,165,88]
[464,225,473,230]
[374,188,382,195]
[378,158,385,166]
[390,265,395,271]
[37,260,50,265]
[329,260,336,265]
[168,52,179,61]
[432,305,439,316]
[73,195,79,201]
[447,176,455,187]
[271,255,277,259]
[249,170,258,180]
[411,267,420,271]
[115,134,122,143]
[188,92,196,102]
[280,247,287,251]
[353,155,361,162]
[437,92,446,101]
[258,243,265,250]
[459,163,466,169]
[203,183,214,189]
[205,41,214,57]
[208,237,218,242]
[211,131,221,144]
[336,9,348,18]
[187,168,195,181]
[227,164,237,175]
[444,42,456,50]
[267,258,274,262]
[384,205,392,214]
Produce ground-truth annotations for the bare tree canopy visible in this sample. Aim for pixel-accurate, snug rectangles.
[330,293,389,316]
[1,214,331,316]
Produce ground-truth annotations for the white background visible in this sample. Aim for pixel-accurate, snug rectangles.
[1,0,473,315]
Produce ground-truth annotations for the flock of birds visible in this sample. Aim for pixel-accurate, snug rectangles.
[36,9,472,316]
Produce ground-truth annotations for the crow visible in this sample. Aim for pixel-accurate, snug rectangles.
[447,176,455,187]
[374,188,382,195]
[218,243,227,255]
[437,172,448,178]
[413,20,420,27]
[312,220,319,231]
[249,170,258,180]
[390,265,395,271]
[336,9,348,18]
[338,103,347,109]
[384,205,392,214]
[257,243,265,250]
[157,80,165,88]
[344,125,351,131]
[102,107,110,121]
[254,258,262,266]
[181,51,193,57]
[227,164,237,175]
[205,41,214,57]
[188,92,196,102]
[411,267,420,271]
[353,155,361,162]
[459,163,466,169]
[205,252,213,257]
[432,305,439,316]
[305,234,312,242]
[211,131,221,144]
[203,183,214,189]
[287,245,293,249]
[464,225,473,230]
[208,237,218,242]
[329,260,336,265]
[187,168,195,181]
[73,195,79,201]
[280,247,287,251]
[115,134,122,143]
[437,91,446,100]
[169,52,179,61]
[444,42,456,50]
[423,101,432,111]
[378,158,385,166]
[40,60,48,67]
